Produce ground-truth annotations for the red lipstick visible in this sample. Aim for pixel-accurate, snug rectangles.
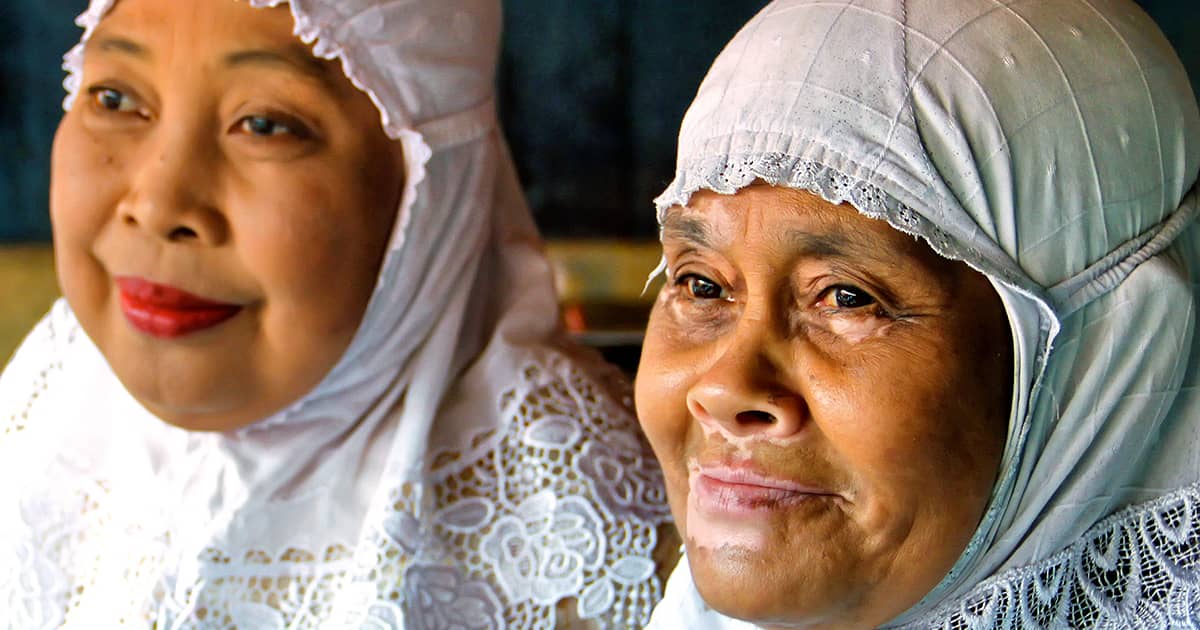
[115,277,242,339]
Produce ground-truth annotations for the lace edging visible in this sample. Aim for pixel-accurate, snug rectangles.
[896,483,1200,629]
[654,152,1034,293]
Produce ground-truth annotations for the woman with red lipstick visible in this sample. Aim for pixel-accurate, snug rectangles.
[0,0,669,627]
[639,0,1200,628]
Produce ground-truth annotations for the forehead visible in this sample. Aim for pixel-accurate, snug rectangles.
[85,0,350,96]
[97,0,296,45]
[662,185,945,269]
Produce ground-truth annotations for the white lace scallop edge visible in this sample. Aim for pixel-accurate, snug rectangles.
[893,482,1200,629]
[653,152,1033,294]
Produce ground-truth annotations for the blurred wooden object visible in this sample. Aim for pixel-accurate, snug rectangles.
[544,239,662,374]
[0,244,57,362]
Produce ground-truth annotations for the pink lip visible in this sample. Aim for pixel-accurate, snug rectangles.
[689,463,838,515]
[115,276,243,339]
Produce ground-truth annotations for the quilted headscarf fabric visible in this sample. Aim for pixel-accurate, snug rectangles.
[646,0,1200,626]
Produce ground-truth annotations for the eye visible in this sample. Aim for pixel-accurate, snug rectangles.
[235,115,306,139]
[819,285,877,310]
[679,273,730,301]
[88,87,141,114]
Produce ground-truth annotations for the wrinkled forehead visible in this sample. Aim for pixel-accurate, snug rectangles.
[661,185,961,282]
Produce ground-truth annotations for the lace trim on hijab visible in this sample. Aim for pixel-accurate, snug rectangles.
[653,152,1016,287]
[656,152,1200,323]
[893,482,1200,629]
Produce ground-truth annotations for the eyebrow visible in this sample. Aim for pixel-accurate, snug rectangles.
[85,36,332,88]
[662,211,899,265]
[660,214,712,249]
[87,36,151,60]
[223,47,334,87]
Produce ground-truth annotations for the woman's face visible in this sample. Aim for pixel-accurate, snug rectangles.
[50,0,403,431]
[636,185,1012,628]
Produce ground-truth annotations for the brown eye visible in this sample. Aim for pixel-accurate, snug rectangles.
[89,87,139,113]
[682,274,729,300]
[240,116,289,136]
[235,114,310,139]
[821,286,876,309]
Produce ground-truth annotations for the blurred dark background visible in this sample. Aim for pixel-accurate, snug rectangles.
[0,1,1197,365]
[1,1,1198,242]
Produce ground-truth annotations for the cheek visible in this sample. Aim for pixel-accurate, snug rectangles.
[821,330,1002,507]
[635,306,696,511]
[246,171,386,295]
[49,116,126,307]
[233,166,393,340]
[50,115,122,243]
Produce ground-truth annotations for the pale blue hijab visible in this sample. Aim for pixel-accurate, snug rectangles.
[647,0,1200,626]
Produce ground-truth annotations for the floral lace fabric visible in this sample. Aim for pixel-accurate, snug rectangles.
[0,313,671,629]
[897,483,1200,630]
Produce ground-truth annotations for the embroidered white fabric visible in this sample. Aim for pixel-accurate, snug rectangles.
[0,304,670,629]
[6,0,675,627]
[897,483,1200,630]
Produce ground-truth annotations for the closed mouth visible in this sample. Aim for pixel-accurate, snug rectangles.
[689,462,840,514]
[115,276,243,339]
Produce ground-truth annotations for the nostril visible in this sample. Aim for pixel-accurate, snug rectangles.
[735,409,776,424]
[168,226,198,241]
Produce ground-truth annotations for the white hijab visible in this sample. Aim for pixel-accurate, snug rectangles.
[646,0,1200,627]
[0,1,670,627]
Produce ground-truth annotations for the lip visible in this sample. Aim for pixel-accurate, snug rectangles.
[689,462,839,516]
[115,276,243,339]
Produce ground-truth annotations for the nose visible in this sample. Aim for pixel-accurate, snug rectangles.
[686,318,808,440]
[118,128,228,246]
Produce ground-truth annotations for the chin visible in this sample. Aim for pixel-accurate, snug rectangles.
[688,546,856,629]
[120,375,264,432]
[135,396,249,432]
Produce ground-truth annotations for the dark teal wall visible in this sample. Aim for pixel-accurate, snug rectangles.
[0,2,82,241]
[3,1,1197,242]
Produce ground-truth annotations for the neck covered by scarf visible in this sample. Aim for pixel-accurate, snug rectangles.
[646,0,1200,627]
[0,1,670,627]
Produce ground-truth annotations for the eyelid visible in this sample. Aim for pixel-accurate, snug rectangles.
[674,271,734,302]
[85,83,152,119]
[810,283,891,319]
[229,108,320,143]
